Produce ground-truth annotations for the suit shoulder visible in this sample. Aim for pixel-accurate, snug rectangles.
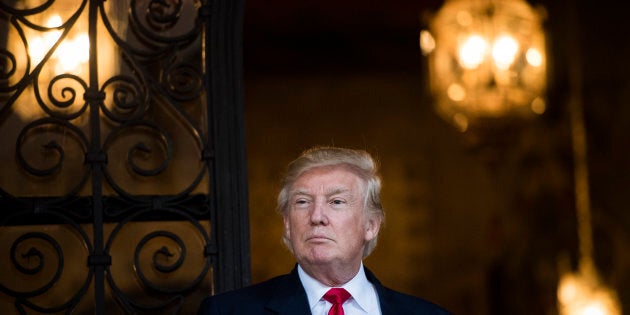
[378,286,453,315]
[197,273,298,315]
[206,273,292,302]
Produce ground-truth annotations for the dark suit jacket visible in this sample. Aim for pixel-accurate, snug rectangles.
[198,266,452,315]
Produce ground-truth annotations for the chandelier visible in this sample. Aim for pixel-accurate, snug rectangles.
[420,0,547,132]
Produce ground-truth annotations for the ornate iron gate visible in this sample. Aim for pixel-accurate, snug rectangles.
[0,0,249,313]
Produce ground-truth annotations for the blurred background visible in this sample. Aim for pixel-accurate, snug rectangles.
[242,0,630,314]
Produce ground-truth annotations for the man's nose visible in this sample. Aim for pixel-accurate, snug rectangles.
[309,200,328,225]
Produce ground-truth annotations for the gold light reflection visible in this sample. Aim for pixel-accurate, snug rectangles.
[54,33,89,73]
[530,97,546,114]
[526,48,543,67]
[421,0,547,131]
[492,35,518,70]
[458,35,487,69]
[28,15,89,74]
[558,270,621,315]
[557,25,622,313]
[447,83,466,101]
[28,15,63,65]
[7,1,119,121]
[419,30,435,55]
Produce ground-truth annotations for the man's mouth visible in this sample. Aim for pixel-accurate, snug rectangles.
[306,235,333,242]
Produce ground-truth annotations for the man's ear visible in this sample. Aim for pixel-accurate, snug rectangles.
[283,215,291,241]
[364,215,382,241]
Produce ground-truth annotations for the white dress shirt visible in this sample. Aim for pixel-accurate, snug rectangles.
[297,263,382,315]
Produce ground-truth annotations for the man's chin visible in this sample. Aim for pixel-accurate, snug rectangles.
[298,248,336,265]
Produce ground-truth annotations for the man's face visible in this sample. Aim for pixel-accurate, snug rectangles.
[283,165,380,270]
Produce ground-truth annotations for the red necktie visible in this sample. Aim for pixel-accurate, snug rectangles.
[323,288,351,315]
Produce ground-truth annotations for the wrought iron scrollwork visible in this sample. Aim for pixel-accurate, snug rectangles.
[9,232,63,292]
[16,117,89,180]
[104,206,212,313]
[100,74,148,122]
[36,73,89,120]
[0,211,93,314]
[146,0,184,30]
[1,0,248,313]
[165,62,203,101]
[0,48,17,83]
[136,231,187,285]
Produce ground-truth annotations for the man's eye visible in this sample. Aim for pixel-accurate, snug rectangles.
[330,199,345,205]
[295,199,308,205]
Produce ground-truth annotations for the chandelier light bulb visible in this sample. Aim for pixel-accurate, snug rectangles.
[492,35,519,70]
[458,35,487,69]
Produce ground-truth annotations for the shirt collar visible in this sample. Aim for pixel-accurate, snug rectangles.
[297,262,377,313]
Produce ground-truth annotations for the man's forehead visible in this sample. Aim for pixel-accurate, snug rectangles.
[289,167,365,195]
[295,166,360,183]
[298,164,363,179]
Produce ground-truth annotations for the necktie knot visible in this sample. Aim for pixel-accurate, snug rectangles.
[323,288,351,315]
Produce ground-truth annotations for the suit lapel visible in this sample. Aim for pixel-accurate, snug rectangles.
[365,267,396,315]
[264,266,312,315]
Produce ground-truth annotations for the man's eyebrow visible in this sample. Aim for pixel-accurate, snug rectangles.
[288,187,352,197]
[325,187,352,197]
[289,189,311,197]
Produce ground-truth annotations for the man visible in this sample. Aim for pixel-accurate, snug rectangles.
[199,146,451,314]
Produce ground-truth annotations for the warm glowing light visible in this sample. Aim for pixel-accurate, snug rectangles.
[422,0,548,129]
[55,33,90,72]
[526,48,543,67]
[557,272,621,315]
[447,83,466,101]
[29,37,49,65]
[8,3,122,121]
[419,30,436,55]
[47,15,63,27]
[26,14,89,73]
[453,113,469,132]
[492,35,519,70]
[458,35,487,69]
[531,97,546,114]
[29,15,63,65]
[583,303,606,315]
[455,10,473,27]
